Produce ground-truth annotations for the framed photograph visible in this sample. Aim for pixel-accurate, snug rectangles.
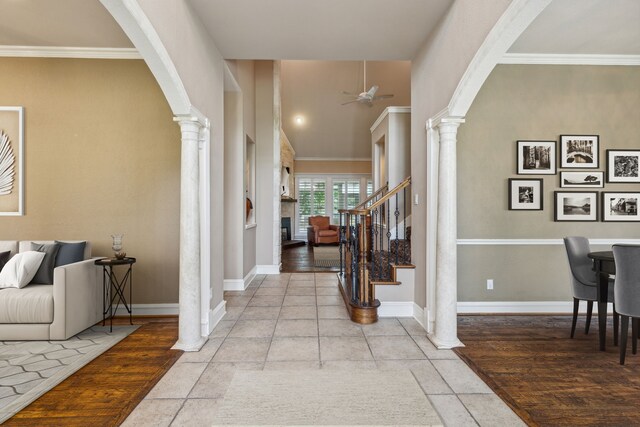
[554,191,598,222]
[560,171,604,188]
[606,149,640,183]
[517,140,556,175]
[508,178,543,210]
[560,135,599,168]
[0,106,24,216]
[601,192,639,222]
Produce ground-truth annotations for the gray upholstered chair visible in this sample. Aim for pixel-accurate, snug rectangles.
[563,237,617,340]
[612,244,640,365]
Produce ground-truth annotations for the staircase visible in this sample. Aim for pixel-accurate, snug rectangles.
[337,177,413,324]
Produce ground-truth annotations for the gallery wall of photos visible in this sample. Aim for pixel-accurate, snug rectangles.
[508,135,640,222]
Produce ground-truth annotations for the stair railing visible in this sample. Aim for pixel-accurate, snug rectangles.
[339,177,411,313]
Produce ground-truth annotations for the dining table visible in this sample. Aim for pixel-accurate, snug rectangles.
[587,251,615,351]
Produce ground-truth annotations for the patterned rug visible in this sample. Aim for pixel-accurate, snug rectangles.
[313,246,340,268]
[0,325,138,423]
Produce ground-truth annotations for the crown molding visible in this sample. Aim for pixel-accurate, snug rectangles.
[0,45,142,59]
[370,106,411,133]
[500,53,640,66]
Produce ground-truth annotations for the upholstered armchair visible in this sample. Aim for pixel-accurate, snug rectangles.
[307,216,339,246]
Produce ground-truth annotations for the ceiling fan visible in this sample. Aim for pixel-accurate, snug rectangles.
[341,61,394,107]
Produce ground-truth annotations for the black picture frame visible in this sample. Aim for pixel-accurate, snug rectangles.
[601,192,640,222]
[560,135,599,169]
[560,171,604,188]
[554,191,598,222]
[508,178,543,210]
[517,140,556,175]
[606,149,640,183]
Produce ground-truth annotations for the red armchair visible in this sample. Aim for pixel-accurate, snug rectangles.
[307,216,339,246]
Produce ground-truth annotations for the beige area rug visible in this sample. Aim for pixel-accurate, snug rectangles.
[212,369,443,426]
[0,325,138,423]
[313,245,341,268]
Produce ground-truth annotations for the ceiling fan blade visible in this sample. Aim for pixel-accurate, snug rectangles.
[342,91,358,96]
[366,85,379,97]
[341,100,360,105]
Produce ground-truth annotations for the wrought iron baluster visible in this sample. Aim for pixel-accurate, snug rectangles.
[351,218,359,304]
[386,199,391,280]
[339,212,343,275]
[403,187,407,264]
[395,193,400,265]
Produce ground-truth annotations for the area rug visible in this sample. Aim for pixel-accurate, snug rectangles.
[313,245,340,268]
[0,325,138,423]
[211,369,442,426]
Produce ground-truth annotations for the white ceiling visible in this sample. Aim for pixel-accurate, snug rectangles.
[281,61,411,159]
[187,0,454,60]
[509,0,640,55]
[0,0,132,48]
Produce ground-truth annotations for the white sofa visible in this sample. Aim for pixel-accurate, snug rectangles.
[0,240,102,341]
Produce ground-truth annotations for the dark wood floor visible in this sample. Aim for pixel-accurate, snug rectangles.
[5,317,181,426]
[456,315,640,427]
[281,243,340,273]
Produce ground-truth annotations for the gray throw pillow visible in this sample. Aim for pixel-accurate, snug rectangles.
[30,242,61,284]
[0,251,11,271]
[54,241,87,267]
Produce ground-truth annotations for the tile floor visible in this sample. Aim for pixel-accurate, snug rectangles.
[122,273,524,427]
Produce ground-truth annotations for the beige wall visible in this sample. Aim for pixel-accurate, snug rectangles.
[0,57,180,304]
[410,0,512,310]
[458,64,640,302]
[295,160,371,175]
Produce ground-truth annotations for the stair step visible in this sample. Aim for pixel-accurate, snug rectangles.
[370,280,401,286]
[391,263,416,269]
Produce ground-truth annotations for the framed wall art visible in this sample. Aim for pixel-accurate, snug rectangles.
[560,171,604,188]
[554,191,598,222]
[560,135,599,168]
[0,106,24,216]
[517,140,556,175]
[508,178,543,210]
[606,149,640,183]
[601,192,639,222]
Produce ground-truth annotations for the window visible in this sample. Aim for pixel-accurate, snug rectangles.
[296,178,326,235]
[332,179,360,224]
[295,174,372,239]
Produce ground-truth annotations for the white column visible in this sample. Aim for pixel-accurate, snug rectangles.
[430,117,464,349]
[173,117,207,351]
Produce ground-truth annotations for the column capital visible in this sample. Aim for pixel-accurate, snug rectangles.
[427,116,465,131]
[173,106,209,129]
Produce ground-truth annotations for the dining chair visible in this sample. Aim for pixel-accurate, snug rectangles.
[563,237,617,341]
[612,244,640,365]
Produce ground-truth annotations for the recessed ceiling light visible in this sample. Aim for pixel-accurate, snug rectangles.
[294,115,305,126]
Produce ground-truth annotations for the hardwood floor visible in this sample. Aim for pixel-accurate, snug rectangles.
[456,315,640,427]
[281,243,340,273]
[4,317,181,426]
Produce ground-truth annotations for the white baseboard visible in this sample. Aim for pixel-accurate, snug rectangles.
[457,301,613,314]
[114,303,178,316]
[208,300,226,335]
[223,279,245,291]
[256,264,280,275]
[378,301,414,317]
[244,265,257,288]
[412,303,429,333]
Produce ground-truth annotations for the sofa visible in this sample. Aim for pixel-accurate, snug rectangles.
[0,240,102,341]
[307,216,339,246]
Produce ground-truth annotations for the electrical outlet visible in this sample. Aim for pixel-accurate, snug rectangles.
[487,279,494,290]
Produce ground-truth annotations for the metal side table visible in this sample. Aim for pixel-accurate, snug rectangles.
[95,257,136,332]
